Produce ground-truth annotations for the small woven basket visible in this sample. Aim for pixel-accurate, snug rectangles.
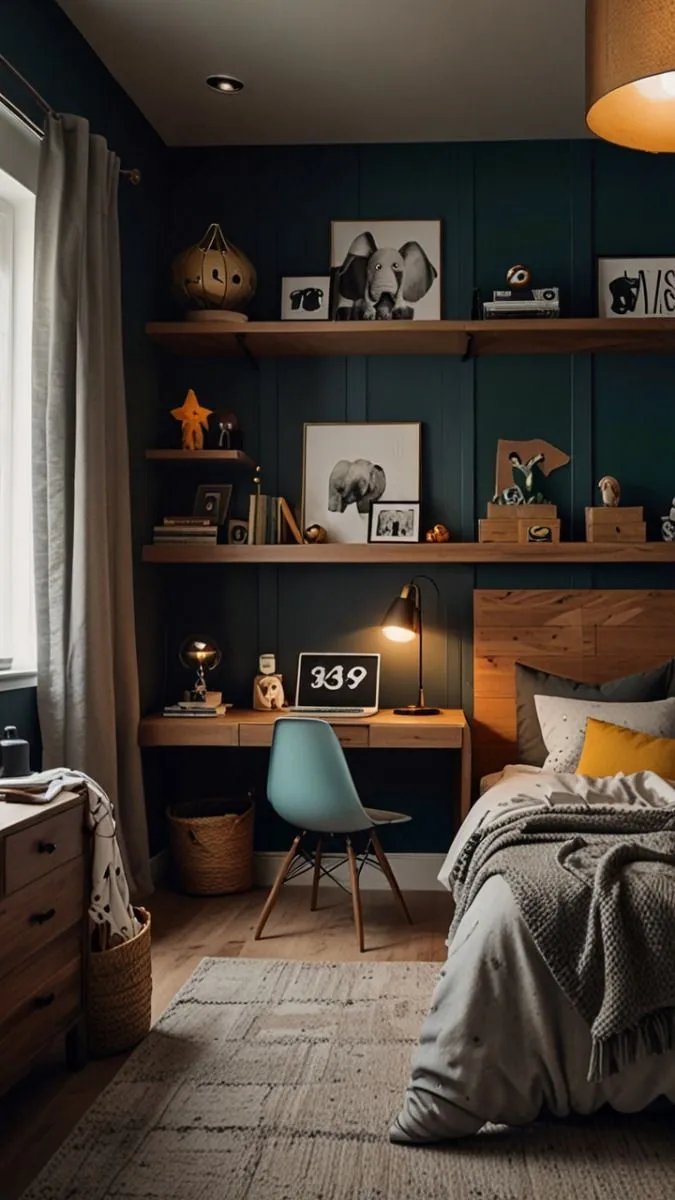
[87,906,152,1057]
[167,796,254,895]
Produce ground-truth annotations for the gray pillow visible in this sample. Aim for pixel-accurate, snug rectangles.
[515,659,675,767]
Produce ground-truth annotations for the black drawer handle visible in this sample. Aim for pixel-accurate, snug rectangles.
[37,841,57,854]
[29,908,56,926]
[34,992,55,1010]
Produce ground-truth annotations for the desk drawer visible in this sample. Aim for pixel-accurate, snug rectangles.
[0,858,84,978]
[3,803,84,895]
[370,724,463,750]
[239,721,369,748]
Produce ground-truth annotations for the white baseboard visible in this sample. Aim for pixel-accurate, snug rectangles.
[254,851,447,892]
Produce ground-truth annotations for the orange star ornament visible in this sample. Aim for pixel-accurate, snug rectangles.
[171,389,213,450]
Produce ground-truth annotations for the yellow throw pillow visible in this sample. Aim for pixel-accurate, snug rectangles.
[576,717,675,778]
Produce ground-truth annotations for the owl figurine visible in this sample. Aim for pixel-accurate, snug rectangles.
[598,476,621,507]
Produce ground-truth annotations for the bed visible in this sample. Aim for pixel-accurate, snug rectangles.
[392,589,675,1142]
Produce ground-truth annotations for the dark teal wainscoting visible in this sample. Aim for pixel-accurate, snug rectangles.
[143,137,675,853]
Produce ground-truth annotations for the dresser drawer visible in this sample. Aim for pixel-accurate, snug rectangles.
[0,926,82,1030]
[0,953,81,1092]
[0,858,84,978]
[3,802,84,895]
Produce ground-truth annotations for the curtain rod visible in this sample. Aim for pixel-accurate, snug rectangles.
[0,54,141,184]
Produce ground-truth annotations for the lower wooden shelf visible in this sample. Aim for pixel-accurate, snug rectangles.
[142,542,675,565]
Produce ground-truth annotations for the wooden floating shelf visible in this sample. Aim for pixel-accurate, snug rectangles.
[145,318,675,358]
[145,449,254,466]
[142,542,675,565]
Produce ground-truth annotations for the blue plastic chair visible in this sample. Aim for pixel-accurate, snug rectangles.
[254,717,412,951]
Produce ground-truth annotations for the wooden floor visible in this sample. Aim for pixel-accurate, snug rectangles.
[0,885,451,1199]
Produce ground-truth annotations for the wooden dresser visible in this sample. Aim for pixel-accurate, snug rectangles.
[0,790,87,1095]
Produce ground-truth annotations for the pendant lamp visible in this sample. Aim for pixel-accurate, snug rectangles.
[587,0,675,152]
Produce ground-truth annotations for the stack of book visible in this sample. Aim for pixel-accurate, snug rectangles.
[483,287,560,320]
[152,517,218,545]
[248,494,303,545]
[162,700,230,718]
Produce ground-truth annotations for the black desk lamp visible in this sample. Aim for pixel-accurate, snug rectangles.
[381,577,440,716]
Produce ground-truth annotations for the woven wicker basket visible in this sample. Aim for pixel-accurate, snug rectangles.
[167,797,254,895]
[87,907,152,1057]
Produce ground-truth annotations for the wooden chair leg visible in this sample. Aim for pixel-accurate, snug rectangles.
[310,837,322,911]
[346,839,365,953]
[370,829,413,925]
[254,832,303,940]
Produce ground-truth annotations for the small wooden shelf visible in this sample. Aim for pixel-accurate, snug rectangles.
[145,449,254,466]
[142,542,675,565]
[145,318,675,359]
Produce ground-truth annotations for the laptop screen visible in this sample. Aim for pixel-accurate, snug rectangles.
[295,653,380,709]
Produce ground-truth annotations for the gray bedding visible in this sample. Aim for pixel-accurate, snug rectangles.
[392,769,675,1142]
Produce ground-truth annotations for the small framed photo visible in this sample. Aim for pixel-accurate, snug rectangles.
[193,484,232,525]
[227,518,249,545]
[597,257,675,317]
[368,501,420,543]
[281,276,330,320]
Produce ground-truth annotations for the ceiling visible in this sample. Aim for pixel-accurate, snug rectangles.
[57,0,589,146]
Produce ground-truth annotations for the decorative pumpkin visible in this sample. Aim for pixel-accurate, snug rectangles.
[304,524,327,544]
[171,223,256,315]
[425,523,451,543]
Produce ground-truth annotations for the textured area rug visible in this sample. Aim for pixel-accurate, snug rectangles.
[22,958,675,1199]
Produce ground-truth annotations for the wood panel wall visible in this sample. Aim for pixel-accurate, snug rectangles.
[473,589,675,780]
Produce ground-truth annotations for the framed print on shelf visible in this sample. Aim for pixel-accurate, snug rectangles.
[302,422,421,544]
[227,518,249,545]
[597,257,675,317]
[193,483,232,525]
[330,220,441,321]
[368,501,420,543]
[281,276,330,320]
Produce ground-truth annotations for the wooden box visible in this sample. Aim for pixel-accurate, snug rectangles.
[517,518,561,544]
[585,507,646,543]
[479,518,520,544]
[486,502,557,520]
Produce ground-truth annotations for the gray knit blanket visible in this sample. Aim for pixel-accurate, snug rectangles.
[449,805,675,1081]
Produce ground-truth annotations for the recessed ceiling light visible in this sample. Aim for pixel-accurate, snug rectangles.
[206,75,244,94]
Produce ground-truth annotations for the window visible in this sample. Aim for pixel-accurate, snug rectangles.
[0,105,38,678]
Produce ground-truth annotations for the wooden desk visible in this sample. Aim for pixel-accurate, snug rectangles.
[139,708,472,821]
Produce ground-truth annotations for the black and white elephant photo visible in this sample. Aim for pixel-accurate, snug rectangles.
[330,220,441,321]
[303,421,421,544]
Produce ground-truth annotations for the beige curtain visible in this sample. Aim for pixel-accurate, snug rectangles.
[32,114,151,897]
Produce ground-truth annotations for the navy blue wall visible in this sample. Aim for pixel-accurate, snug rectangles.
[141,138,675,852]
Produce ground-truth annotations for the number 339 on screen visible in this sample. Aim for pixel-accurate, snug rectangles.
[310,665,367,691]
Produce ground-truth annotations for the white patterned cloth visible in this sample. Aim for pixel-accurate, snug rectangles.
[0,767,141,943]
[534,694,675,772]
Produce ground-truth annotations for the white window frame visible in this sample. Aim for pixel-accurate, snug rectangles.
[0,101,39,689]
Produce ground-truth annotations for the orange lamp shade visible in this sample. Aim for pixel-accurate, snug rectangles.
[587,0,675,152]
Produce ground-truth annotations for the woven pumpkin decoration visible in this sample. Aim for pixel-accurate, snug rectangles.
[171,223,256,313]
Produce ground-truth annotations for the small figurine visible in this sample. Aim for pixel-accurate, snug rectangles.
[304,523,327,544]
[253,653,286,711]
[598,475,621,507]
[425,523,451,543]
[171,389,213,450]
[506,265,532,288]
[214,411,242,450]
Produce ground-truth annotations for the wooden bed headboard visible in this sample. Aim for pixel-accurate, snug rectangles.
[473,589,675,781]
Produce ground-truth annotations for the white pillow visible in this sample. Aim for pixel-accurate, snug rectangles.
[534,694,675,773]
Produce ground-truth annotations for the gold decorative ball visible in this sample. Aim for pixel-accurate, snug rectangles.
[425,523,451,543]
[171,222,256,312]
[304,524,327,544]
[506,264,531,288]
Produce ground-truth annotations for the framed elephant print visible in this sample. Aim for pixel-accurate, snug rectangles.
[597,256,675,317]
[302,422,421,544]
[330,220,441,321]
[281,275,330,320]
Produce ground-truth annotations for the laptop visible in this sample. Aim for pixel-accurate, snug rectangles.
[285,652,380,718]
